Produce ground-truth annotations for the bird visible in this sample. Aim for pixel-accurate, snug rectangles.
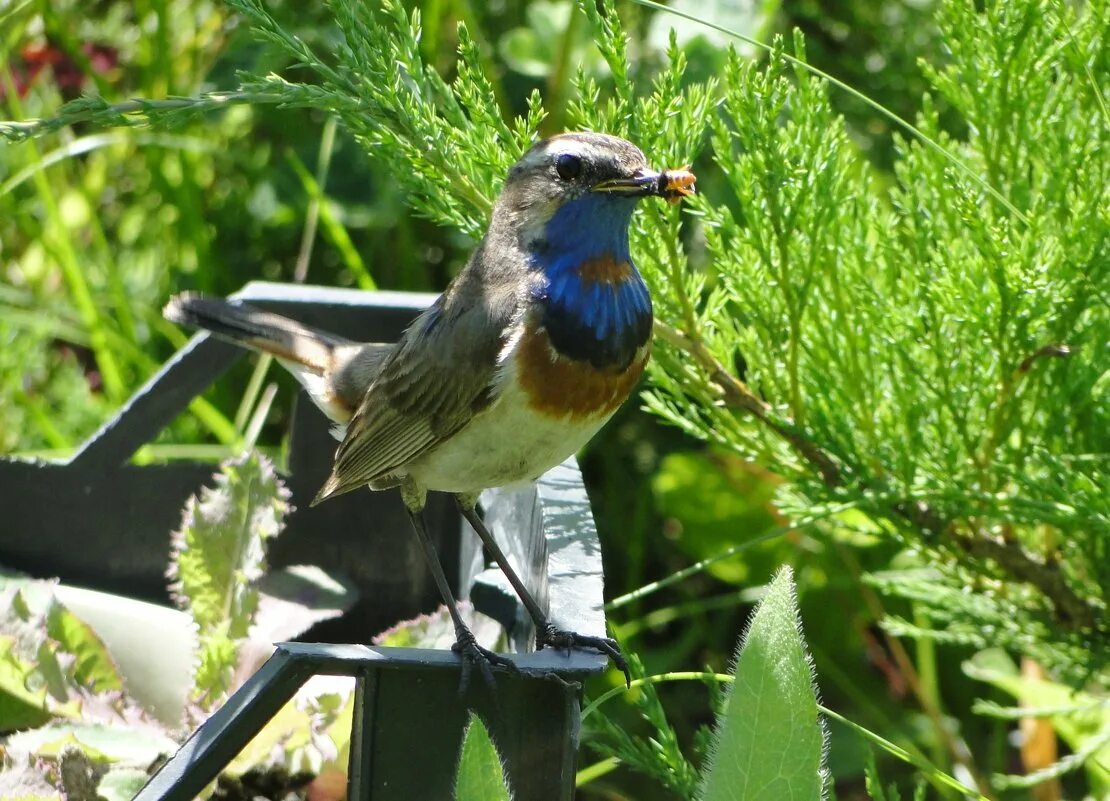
[165,132,695,690]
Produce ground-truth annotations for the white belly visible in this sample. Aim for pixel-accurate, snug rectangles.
[406,375,613,493]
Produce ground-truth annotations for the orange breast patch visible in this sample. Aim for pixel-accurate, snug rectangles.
[517,322,649,420]
[577,254,634,286]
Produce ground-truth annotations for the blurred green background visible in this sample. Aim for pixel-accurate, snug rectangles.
[2,1,1083,798]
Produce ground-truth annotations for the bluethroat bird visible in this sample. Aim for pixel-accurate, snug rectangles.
[165,132,695,689]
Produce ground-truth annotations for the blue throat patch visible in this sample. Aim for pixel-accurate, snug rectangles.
[529,193,653,369]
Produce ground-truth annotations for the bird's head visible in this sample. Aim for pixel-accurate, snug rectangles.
[495,132,694,254]
[484,132,693,369]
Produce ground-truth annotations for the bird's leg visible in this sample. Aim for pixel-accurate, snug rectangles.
[401,482,516,693]
[455,494,630,687]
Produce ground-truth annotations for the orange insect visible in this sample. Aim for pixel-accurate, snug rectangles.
[661,166,696,205]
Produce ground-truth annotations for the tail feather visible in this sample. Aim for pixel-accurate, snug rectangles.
[164,293,348,375]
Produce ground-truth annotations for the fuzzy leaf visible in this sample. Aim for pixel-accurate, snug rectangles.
[373,602,501,650]
[167,452,291,704]
[454,713,512,801]
[698,566,827,801]
[0,634,53,731]
[96,768,151,801]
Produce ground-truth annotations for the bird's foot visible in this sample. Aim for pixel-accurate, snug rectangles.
[452,625,517,695]
[537,623,631,688]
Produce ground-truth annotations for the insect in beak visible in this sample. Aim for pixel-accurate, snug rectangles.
[592,166,696,204]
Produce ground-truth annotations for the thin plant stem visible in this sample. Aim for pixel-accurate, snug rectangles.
[287,147,376,289]
[233,355,275,434]
[835,542,990,795]
[543,1,583,136]
[293,115,339,283]
[0,91,290,141]
[606,504,856,610]
[575,756,621,787]
[582,671,991,800]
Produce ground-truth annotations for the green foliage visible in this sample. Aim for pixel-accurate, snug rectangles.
[864,750,926,801]
[225,685,355,779]
[581,0,1108,686]
[651,450,782,584]
[964,649,1110,793]
[587,650,700,797]
[168,451,290,704]
[698,566,826,800]
[222,0,545,240]
[44,603,122,696]
[0,454,354,798]
[5,723,178,765]
[584,568,834,799]
[454,713,513,801]
[0,585,123,730]
[95,767,151,801]
[2,0,1107,796]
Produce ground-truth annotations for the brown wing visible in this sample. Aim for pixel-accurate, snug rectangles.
[312,273,518,503]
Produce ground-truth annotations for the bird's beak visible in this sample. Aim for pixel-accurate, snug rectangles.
[591,166,696,205]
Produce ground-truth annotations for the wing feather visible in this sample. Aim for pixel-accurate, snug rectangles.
[312,271,521,504]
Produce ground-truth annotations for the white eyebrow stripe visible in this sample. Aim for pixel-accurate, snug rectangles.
[519,138,605,171]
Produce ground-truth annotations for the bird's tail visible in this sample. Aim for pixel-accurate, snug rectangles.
[164,293,350,376]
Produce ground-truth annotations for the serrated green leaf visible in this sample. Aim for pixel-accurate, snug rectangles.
[0,586,114,730]
[454,713,512,801]
[168,452,290,704]
[45,604,122,694]
[698,566,827,801]
[192,631,238,699]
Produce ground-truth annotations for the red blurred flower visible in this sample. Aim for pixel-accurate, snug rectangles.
[3,40,118,100]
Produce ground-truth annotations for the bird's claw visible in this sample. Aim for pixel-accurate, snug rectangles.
[537,623,631,688]
[452,626,517,695]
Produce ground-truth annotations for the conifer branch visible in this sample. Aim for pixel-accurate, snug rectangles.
[952,528,1099,631]
[655,319,1100,633]
[1,91,278,141]
[654,320,843,487]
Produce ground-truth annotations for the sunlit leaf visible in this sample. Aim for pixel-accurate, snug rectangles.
[455,713,512,801]
[45,605,122,694]
[699,566,827,800]
[5,723,178,764]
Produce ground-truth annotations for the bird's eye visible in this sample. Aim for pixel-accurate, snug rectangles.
[555,153,583,181]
